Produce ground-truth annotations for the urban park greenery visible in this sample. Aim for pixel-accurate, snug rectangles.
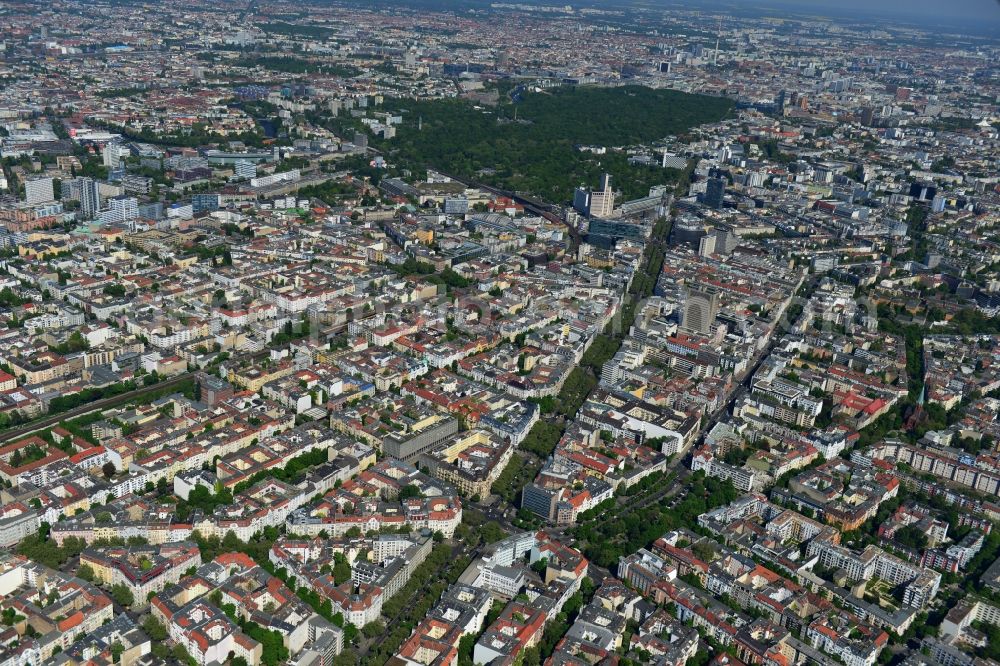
[377,85,732,203]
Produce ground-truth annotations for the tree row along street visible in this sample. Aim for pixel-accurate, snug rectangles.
[489,214,675,509]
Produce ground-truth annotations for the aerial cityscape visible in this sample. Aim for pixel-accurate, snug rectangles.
[0,0,998,665]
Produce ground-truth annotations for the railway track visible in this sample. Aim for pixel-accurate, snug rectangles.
[0,373,195,444]
[429,169,583,248]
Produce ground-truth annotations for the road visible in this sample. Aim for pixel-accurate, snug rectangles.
[469,192,685,539]
[373,176,811,655]
[363,537,484,658]
[693,274,819,450]
[513,273,819,587]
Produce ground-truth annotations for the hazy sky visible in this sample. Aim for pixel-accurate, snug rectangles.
[721,0,1000,28]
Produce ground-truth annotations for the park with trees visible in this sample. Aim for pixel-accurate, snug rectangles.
[377,85,731,203]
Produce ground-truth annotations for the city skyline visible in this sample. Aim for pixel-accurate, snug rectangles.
[0,2,997,665]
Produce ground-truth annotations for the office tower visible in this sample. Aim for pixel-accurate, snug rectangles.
[812,255,838,273]
[681,288,719,335]
[662,152,687,169]
[931,195,946,213]
[714,226,740,254]
[103,142,125,169]
[61,178,80,201]
[743,171,766,188]
[860,107,876,126]
[138,202,164,220]
[589,219,646,248]
[108,196,139,224]
[704,177,725,209]
[698,233,717,257]
[192,193,222,214]
[443,198,469,215]
[122,174,153,195]
[573,187,591,215]
[167,203,194,219]
[234,160,257,180]
[909,182,936,201]
[24,177,54,206]
[672,219,708,248]
[589,173,614,218]
[78,177,100,219]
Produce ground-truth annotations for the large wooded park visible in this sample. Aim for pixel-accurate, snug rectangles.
[378,85,734,202]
